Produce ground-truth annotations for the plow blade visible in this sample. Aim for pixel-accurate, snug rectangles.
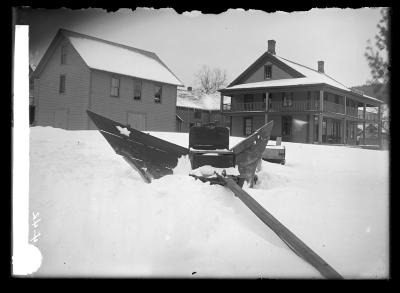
[87,110,189,182]
[87,111,273,185]
[230,121,274,187]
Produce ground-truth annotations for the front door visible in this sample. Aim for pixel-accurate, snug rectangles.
[243,117,253,136]
[127,113,146,131]
[282,115,292,141]
[332,119,341,143]
[54,109,68,129]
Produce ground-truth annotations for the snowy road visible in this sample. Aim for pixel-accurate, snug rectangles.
[28,127,389,278]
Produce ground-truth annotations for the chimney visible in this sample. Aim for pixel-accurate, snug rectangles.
[318,60,325,73]
[267,40,276,55]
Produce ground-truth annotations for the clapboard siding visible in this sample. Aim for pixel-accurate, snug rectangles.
[35,38,90,129]
[243,61,293,84]
[89,69,177,131]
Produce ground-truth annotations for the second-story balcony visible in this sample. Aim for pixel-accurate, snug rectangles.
[223,102,266,112]
[222,100,381,122]
[223,101,320,113]
[358,110,380,122]
[269,101,319,112]
[323,101,345,115]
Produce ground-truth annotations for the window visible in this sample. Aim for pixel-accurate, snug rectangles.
[194,110,201,119]
[282,116,292,136]
[307,91,311,109]
[244,117,253,136]
[111,77,120,97]
[133,79,142,100]
[59,75,66,93]
[334,95,340,104]
[154,85,162,103]
[264,64,272,79]
[349,124,355,139]
[282,92,293,107]
[61,45,67,65]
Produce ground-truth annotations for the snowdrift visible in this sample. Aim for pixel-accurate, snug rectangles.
[29,127,389,278]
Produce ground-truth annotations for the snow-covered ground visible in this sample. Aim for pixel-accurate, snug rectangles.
[29,127,389,278]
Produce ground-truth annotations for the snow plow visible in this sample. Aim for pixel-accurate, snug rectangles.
[86,110,343,279]
[86,110,272,187]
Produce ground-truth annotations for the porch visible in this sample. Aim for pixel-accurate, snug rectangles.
[222,99,380,123]
[219,86,383,146]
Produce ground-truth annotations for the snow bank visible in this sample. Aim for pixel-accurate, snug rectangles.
[28,127,389,278]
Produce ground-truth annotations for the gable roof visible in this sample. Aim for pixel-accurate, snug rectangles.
[33,29,183,86]
[176,88,221,111]
[227,51,304,87]
[222,52,383,105]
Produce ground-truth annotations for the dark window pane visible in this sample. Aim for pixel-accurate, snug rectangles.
[133,80,142,100]
[265,65,272,79]
[154,85,162,103]
[59,75,65,93]
[111,77,120,97]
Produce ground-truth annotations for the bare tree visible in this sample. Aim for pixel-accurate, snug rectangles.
[195,65,228,94]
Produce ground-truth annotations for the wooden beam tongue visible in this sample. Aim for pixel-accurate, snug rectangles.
[219,175,343,279]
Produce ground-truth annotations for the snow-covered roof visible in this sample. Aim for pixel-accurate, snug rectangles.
[176,88,221,111]
[63,30,183,86]
[35,29,183,86]
[222,53,382,105]
[275,55,351,91]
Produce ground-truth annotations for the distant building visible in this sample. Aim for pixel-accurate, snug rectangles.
[176,87,229,132]
[31,28,183,131]
[219,40,384,146]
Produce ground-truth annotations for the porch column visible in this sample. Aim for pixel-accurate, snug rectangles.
[344,96,347,116]
[318,89,324,144]
[264,91,269,124]
[319,90,324,112]
[318,113,323,143]
[308,114,313,143]
[378,105,382,149]
[363,103,366,145]
[220,93,224,112]
[342,118,347,144]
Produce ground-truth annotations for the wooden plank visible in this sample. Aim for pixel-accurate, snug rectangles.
[219,175,343,279]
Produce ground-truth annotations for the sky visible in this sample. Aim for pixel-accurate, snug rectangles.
[16,7,386,88]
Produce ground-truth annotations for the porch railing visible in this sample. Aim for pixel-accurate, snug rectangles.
[222,100,380,122]
[223,102,266,112]
[323,101,345,115]
[346,107,358,117]
[268,101,319,112]
[358,110,380,122]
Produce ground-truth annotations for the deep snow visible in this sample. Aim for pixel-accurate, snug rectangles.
[29,127,389,278]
